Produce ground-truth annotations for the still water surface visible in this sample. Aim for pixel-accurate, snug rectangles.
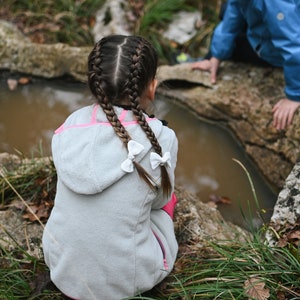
[0,78,276,228]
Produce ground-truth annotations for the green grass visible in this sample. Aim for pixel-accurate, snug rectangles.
[0,155,56,210]
[136,0,217,63]
[1,231,299,299]
[1,0,218,63]
[1,237,39,299]
[0,234,66,299]
[1,0,106,46]
[136,237,300,300]
[138,0,191,61]
[0,155,299,299]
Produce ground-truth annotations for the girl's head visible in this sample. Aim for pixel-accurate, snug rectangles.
[87,35,171,196]
[88,35,158,109]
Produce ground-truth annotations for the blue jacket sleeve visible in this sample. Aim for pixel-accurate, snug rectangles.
[260,0,300,101]
[211,0,246,60]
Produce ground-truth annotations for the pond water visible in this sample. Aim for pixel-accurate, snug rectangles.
[0,77,276,229]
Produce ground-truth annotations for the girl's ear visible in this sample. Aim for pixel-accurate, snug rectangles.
[147,79,158,101]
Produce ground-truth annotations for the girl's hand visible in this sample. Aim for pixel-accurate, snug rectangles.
[191,57,221,84]
[272,98,300,130]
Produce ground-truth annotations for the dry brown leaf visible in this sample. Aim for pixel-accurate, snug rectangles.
[23,22,60,33]
[209,194,232,205]
[7,78,18,90]
[206,201,217,208]
[277,238,288,247]
[288,230,300,240]
[23,202,51,223]
[244,277,270,300]
[8,199,26,210]
[18,77,31,85]
[276,290,286,300]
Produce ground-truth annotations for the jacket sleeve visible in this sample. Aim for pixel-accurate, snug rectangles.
[260,0,300,101]
[211,0,246,60]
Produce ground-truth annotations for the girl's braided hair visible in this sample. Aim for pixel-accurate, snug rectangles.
[87,35,171,196]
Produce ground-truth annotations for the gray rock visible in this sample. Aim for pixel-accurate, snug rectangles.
[265,162,300,246]
[157,62,299,190]
[163,11,202,44]
[0,20,90,82]
[92,0,131,43]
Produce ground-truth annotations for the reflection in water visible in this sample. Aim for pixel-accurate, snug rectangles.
[0,78,276,228]
[153,99,276,228]
[0,79,92,155]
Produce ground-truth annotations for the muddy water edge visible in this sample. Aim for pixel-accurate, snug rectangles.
[0,74,277,229]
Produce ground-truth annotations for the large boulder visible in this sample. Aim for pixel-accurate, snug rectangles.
[265,162,300,247]
[157,63,299,190]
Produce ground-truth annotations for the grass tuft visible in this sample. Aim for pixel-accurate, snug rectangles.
[1,0,106,46]
[0,155,299,298]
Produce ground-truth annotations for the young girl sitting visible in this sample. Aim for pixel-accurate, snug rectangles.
[42,35,178,300]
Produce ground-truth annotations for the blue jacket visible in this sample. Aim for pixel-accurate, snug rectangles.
[211,0,300,101]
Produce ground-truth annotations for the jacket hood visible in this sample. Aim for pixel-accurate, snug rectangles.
[52,105,164,195]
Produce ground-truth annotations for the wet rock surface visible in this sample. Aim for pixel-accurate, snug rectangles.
[157,62,299,190]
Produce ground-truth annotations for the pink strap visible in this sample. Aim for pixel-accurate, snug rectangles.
[54,123,65,134]
[54,106,156,134]
[162,193,177,220]
[119,109,128,122]
[91,104,99,124]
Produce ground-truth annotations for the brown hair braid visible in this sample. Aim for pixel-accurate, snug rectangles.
[88,39,129,144]
[128,40,172,196]
[87,35,171,196]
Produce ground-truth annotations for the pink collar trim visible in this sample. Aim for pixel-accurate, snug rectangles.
[55,105,155,134]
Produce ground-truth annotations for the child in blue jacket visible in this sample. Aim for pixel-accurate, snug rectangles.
[192,0,300,131]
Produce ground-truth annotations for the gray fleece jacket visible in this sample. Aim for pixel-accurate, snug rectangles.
[42,104,178,300]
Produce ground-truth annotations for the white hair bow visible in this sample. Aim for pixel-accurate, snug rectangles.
[150,152,171,170]
[121,140,144,173]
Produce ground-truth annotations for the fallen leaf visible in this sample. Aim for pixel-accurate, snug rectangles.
[277,238,288,248]
[244,277,270,300]
[7,78,18,90]
[287,230,300,240]
[22,202,51,223]
[29,269,52,295]
[276,290,286,300]
[18,77,31,85]
[206,201,217,208]
[8,199,26,210]
[209,194,232,205]
[195,19,206,29]
[89,16,96,27]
